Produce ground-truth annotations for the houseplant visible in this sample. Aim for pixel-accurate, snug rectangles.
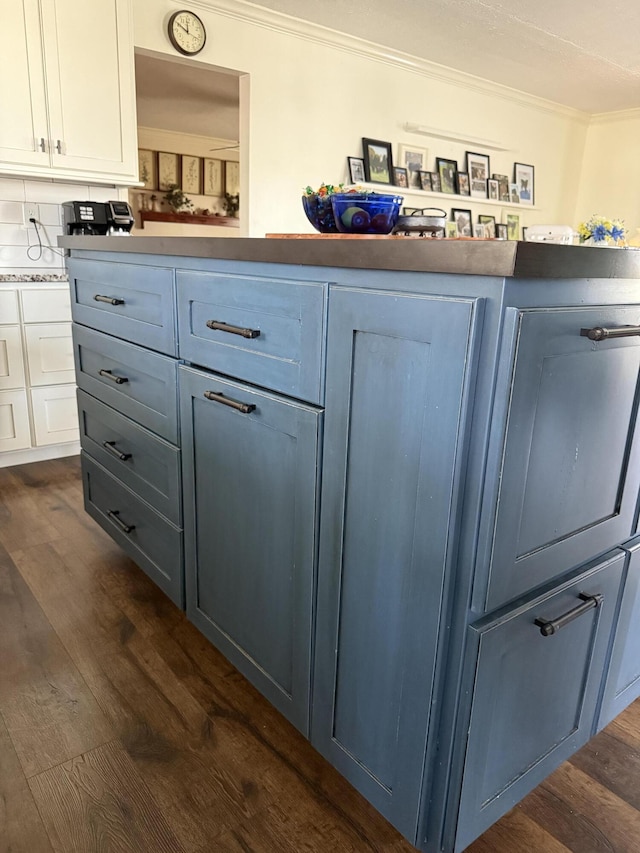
[163,184,193,213]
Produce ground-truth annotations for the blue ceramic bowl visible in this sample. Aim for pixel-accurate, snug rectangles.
[301,193,339,233]
[330,192,403,234]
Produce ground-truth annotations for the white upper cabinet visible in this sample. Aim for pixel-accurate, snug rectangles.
[0,0,138,184]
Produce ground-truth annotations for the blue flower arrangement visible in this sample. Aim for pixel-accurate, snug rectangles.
[578,214,626,246]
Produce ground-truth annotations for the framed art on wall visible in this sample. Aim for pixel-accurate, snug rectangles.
[488,179,499,201]
[393,167,409,188]
[479,214,496,237]
[181,155,202,194]
[452,207,472,237]
[362,137,393,184]
[397,143,429,188]
[138,149,156,190]
[158,152,179,191]
[203,158,224,196]
[225,161,240,195]
[436,158,457,194]
[419,171,432,191]
[506,213,520,240]
[514,162,534,205]
[493,173,510,202]
[431,171,442,193]
[457,171,470,196]
[348,156,366,184]
[496,223,508,239]
[466,151,490,198]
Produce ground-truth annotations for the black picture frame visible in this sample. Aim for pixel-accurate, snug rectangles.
[452,207,472,237]
[347,156,366,184]
[466,151,490,198]
[493,173,510,202]
[419,170,432,191]
[436,157,457,194]
[430,171,442,193]
[496,223,508,240]
[479,214,496,238]
[393,166,409,188]
[362,137,393,185]
[513,162,535,205]
[457,171,470,196]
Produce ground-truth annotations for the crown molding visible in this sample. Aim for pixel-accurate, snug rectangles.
[589,108,640,126]
[187,0,590,123]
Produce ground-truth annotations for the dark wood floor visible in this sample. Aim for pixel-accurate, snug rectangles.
[1,457,639,853]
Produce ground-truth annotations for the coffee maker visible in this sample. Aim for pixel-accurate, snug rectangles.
[62,200,134,236]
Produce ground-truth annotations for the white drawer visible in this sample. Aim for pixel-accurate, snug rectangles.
[0,389,30,451]
[24,323,75,386]
[21,287,71,323]
[30,384,79,446]
[0,290,19,324]
[0,325,25,390]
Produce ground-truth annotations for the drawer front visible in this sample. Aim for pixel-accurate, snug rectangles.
[24,323,75,386]
[73,325,178,443]
[456,550,625,853]
[68,258,176,355]
[0,290,19,324]
[82,453,183,608]
[31,384,79,446]
[0,389,30,452]
[21,287,71,323]
[177,270,326,404]
[78,389,181,526]
[0,325,25,390]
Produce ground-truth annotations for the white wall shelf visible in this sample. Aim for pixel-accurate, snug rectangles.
[358,183,538,210]
[403,123,511,152]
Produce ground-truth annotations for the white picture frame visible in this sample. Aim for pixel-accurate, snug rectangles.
[397,144,429,189]
[225,161,239,195]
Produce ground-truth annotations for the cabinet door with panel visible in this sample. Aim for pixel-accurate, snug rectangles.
[482,306,640,612]
[312,287,481,843]
[179,365,321,735]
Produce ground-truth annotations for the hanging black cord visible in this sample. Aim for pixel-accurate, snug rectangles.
[27,218,66,261]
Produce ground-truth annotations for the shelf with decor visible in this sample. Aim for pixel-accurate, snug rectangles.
[356,183,538,210]
[139,211,240,229]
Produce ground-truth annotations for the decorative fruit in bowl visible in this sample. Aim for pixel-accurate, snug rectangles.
[301,183,344,233]
[330,192,403,234]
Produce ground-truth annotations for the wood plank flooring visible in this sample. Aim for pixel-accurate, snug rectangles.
[1,456,639,853]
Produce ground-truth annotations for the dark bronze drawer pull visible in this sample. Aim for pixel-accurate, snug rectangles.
[103,440,131,461]
[204,390,256,414]
[206,319,260,339]
[580,325,640,341]
[94,294,125,305]
[534,592,603,637]
[107,509,135,534]
[99,369,128,385]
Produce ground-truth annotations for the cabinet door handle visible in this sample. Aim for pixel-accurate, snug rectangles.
[534,592,603,637]
[38,137,47,152]
[204,390,256,414]
[99,369,128,385]
[206,319,260,339]
[103,440,131,461]
[580,325,640,341]
[55,139,64,154]
[107,509,135,534]
[94,294,125,306]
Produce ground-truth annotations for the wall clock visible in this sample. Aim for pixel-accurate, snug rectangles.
[167,10,207,56]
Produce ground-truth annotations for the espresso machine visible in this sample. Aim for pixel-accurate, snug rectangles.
[62,200,134,235]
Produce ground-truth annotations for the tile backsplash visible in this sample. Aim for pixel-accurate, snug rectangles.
[0,177,127,275]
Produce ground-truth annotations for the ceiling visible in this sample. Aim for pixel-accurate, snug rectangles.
[252,0,640,114]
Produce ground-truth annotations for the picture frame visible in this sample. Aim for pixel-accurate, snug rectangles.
[436,157,457,194]
[347,156,366,184]
[225,161,240,195]
[158,151,179,191]
[488,179,499,201]
[506,212,520,240]
[419,170,432,191]
[362,137,393,185]
[181,155,202,195]
[452,207,472,237]
[397,144,429,189]
[479,214,496,237]
[509,182,521,204]
[430,171,442,193]
[522,226,528,241]
[446,221,458,238]
[457,171,470,196]
[492,173,510,203]
[203,158,224,196]
[513,162,534,205]
[138,149,157,190]
[393,166,409,189]
[496,223,508,240]
[472,223,486,239]
[466,151,490,198]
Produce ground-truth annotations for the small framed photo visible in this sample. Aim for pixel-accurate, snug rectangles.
[431,171,442,193]
[506,213,520,240]
[225,161,240,195]
[457,171,470,196]
[493,173,510,202]
[347,156,366,184]
[466,151,490,198]
[488,179,499,201]
[203,158,223,196]
[158,151,179,191]
[138,149,157,190]
[514,162,534,205]
[472,223,486,239]
[393,166,409,188]
[446,221,458,238]
[522,226,528,241]
[436,157,457,194]
[419,170,432,191]
[479,214,496,237]
[509,182,520,204]
[452,207,472,237]
[181,155,202,195]
[397,144,429,188]
[496,223,508,240]
[362,137,393,185]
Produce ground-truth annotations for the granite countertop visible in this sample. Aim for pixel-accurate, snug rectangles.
[0,273,68,282]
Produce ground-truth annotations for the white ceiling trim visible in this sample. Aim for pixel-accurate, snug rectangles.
[185,0,590,122]
[589,108,640,126]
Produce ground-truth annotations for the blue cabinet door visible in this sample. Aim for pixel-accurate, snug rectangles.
[312,287,481,842]
[483,306,640,612]
[179,365,321,735]
[456,551,625,853]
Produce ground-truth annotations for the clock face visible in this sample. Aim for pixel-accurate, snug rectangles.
[168,10,206,56]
